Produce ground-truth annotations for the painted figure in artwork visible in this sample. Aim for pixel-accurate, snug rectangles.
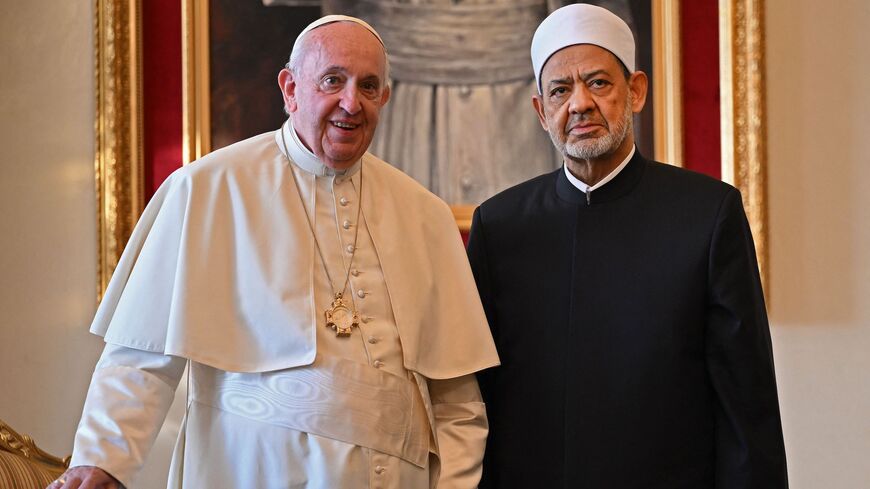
[266,0,634,205]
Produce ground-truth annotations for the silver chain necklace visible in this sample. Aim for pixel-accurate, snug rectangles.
[281,126,363,337]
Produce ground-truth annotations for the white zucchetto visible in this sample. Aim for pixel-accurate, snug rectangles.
[291,14,385,59]
[531,4,635,94]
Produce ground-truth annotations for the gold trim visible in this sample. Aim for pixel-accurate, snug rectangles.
[652,0,684,167]
[182,0,211,164]
[720,0,769,292]
[451,205,475,233]
[94,0,144,300]
[0,418,70,473]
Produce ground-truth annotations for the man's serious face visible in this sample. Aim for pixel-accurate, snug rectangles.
[280,22,390,170]
[534,44,644,164]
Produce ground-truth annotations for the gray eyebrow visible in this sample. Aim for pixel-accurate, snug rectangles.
[545,69,610,90]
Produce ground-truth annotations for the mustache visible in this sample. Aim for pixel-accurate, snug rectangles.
[565,113,609,132]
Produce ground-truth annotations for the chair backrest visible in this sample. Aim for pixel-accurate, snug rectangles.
[0,419,69,489]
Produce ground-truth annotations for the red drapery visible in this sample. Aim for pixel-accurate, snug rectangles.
[142,0,183,199]
[680,0,720,179]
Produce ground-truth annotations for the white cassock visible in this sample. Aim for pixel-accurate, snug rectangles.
[70,121,499,488]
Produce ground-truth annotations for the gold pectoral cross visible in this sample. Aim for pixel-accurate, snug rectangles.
[324,293,360,337]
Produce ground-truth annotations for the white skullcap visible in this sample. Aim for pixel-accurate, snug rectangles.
[531,4,635,94]
[291,14,385,59]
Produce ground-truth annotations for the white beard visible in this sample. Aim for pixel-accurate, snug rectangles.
[549,94,634,161]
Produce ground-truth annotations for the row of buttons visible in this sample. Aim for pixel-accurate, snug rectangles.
[335,185,389,375]
[337,190,371,301]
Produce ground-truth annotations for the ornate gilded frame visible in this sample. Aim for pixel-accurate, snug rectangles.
[719,0,769,291]
[0,418,70,474]
[652,0,683,167]
[182,0,210,165]
[94,0,769,295]
[94,0,144,300]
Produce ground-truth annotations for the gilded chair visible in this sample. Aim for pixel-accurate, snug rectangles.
[0,419,69,488]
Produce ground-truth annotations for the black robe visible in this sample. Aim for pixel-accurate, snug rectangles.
[467,152,788,489]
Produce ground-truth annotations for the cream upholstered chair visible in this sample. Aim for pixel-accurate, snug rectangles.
[0,418,69,488]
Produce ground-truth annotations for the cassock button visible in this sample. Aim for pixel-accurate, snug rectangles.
[362,316,373,323]
[350,269,360,277]
[357,289,367,298]
[342,220,351,229]
[345,244,355,254]
[368,335,378,344]
[373,360,384,369]
[339,197,349,206]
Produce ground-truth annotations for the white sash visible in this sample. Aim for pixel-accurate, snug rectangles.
[190,355,431,467]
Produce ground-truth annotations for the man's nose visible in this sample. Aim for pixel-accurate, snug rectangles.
[568,85,595,115]
[339,85,362,115]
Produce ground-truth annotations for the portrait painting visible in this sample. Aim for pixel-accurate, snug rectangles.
[96,0,768,293]
[200,1,657,210]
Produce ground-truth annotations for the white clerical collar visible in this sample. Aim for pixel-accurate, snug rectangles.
[277,119,361,177]
[563,145,635,194]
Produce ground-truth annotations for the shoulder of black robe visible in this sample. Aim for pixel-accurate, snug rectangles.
[468,152,787,489]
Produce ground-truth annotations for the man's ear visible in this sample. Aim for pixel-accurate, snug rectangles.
[628,71,649,114]
[278,68,298,113]
[532,94,549,131]
[380,84,391,107]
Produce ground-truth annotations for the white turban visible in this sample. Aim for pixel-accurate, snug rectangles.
[531,4,635,94]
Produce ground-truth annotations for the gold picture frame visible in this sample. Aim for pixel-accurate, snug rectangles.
[94,0,769,296]
[94,0,145,300]
[718,0,769,292]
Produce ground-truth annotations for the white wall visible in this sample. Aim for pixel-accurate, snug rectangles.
[766,0,870,487]
[0,2,184,488]
[0,0,99,450]
[1,1,868,488]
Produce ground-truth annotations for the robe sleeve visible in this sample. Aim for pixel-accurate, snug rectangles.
[428,375,488,489]
[705,189,788,488]
[70,343,186,488]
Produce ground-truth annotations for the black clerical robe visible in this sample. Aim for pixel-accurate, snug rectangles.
[467,152,788,489]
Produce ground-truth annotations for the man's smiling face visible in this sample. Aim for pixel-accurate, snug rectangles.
[279,22,390,169]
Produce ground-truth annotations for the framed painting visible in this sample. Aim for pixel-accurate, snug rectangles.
[94,0,769,297]
[184,1,656,212]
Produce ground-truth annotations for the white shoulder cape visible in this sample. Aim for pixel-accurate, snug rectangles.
[92,131,499,378]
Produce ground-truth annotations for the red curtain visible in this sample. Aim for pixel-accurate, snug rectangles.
[680,0,721,179]
[142,0,183,200]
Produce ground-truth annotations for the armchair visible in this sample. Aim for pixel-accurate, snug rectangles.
[0,418,69,489]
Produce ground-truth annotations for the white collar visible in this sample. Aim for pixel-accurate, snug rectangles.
[563,145,635,194]
[277,119,361,178]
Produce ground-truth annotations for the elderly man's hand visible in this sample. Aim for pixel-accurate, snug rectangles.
[47,466,121,489]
